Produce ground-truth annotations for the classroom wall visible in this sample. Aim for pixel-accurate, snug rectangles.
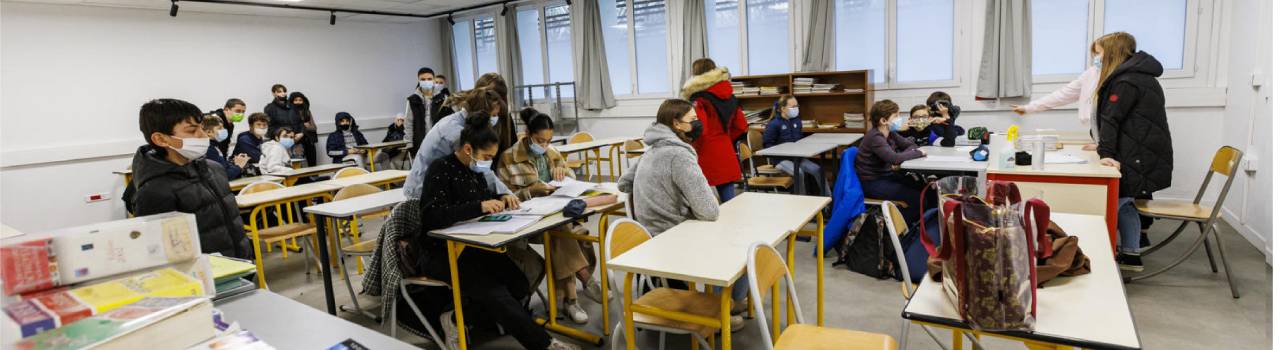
[571,0,1272,259]
[0,2,442,232]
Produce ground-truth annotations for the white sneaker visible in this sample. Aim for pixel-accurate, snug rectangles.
[439,310,460,350]
[547,338,581,350]
[563,300,589,324]
[581,279,605,305]
[730,315,746,332]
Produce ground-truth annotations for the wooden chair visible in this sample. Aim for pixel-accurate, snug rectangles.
[880,203,951,349]
[738,143,793,193]
[746,130,782,175]
[746,242,897,350]
[606,219,718,349]
[334,167,370,179]
[238,181,321,288]
[564,132,594,179]
[618,139,646,175]
[1130,146,1244,298]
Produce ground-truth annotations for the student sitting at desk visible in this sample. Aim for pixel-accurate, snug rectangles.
[898,104,938,147]
[258,127,297,174]
[857,100,931,223]
[412,116,579,350]
[496,108,604,325]
[403,87,518,210]
[619,99,747,331]
[200,115,248,179]
[762,94,830,196]
[130,98,252,260]
[917,91,965,147]
[233,113,270,166]
[373,114,408,170]
[325,112,369,166]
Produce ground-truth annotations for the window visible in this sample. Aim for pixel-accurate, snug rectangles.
[452,21,476,90]
[474,18,498,76]
[516,3,574,99]
[599,0,670,96]
[833,0,955,85]
[1104,0,1187,70]
[704,0,741,75]
[746,0,789,75]
[1031,0,1089,76]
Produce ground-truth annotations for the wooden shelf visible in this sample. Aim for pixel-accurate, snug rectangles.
[793,91,867,97]
[736,94,784,100]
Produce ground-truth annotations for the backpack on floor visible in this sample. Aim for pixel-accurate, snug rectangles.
[832,205,901,281]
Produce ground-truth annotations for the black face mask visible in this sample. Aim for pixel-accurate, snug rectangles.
[686,120,704,141]
[338,124,351,131]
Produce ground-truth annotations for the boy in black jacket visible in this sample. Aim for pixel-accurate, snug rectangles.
[325,112,369,166]
[131,98,252,260]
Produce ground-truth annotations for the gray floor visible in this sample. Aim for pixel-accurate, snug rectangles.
[263,216,1272,349]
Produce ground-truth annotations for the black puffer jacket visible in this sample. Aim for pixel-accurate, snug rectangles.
[1094,51,1174,198]
[130,145,252,259]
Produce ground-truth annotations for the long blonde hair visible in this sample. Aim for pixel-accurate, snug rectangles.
[1093,32,1137,99]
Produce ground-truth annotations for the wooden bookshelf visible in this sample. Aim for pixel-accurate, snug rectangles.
[731,70,873,133]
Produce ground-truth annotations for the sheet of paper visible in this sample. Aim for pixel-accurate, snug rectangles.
[924,155,973,162]
[500,197,573,216]
[436,216,541,235]
[1044,152,1088,164]
[548,179,597,198]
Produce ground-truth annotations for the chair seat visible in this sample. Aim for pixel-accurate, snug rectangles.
[756,164,783,175]
[566,160,586,168]
[633,288,723,338]
[402,276,451,288]
[864,198,908,208]
[342,239,378,254]
[748,176,793,188]
[257,223,316,241]
[774,324,896,350]
[1136,199,1213,220]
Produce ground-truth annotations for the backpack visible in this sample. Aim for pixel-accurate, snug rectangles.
[833,205,901,281]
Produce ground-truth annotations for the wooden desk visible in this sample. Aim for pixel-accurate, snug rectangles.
[235,182,342,289]
[756,142,840,194]
[428,190,627,349]
[798,133,863,145]
[986,145,1121,250]
[554,137,640,182]
[217,290,418,350]
[113,169,133,187]
[317,170,409,189]
[267,163,352,185]
[902,213,1140,350]
[900,146,988,174]
[356,140,409,171]
[304,189,407,316]
[228,175,284,192]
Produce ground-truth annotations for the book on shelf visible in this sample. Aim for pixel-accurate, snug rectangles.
[0,212,201,296]
[13,297,215,350]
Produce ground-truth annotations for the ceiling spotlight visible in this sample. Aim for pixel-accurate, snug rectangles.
[565,0,572,5]
[500,4,509,16]
[447,13,455,25]
[170,0,179,17]
[330,11,336,25]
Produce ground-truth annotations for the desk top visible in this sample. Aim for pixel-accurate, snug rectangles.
[756,141,838,158]
[902,213,1140,350]
[798,133,863,145]
[717,192,831,233]
[268,163,352,178]
[228,175,284,190]
[357,140,410,150]
[986,145,1120,178]
[554,136,640,153]
[429,188,626,248]
[901,146,988,173]
[319,170,410,187]
[216,291,418,350]
[235,182,341,208]
[305,189,406,217]
[113,169,132,176]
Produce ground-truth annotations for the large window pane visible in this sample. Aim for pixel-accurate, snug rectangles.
[1104,0,1186,70]
[896,0,953,82]
[705,0,741,75]
[474,17,498,77]
[517,9,544,99]
[545,5,575,97]
[453,20,475,90]
[634,0,670,93]
[1032,0,1089,76]
[599,0,632,95]
[746,0,789,75]
[835,0,886,83]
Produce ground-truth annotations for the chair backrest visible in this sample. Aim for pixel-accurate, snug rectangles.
[239,181,285,195]
[604,219,652,261]
[747,242,803,347]
[333,183,382,201]
[569,131,594,144]
[880,202,915,300]
[747,129,765,151]
[335,167,370,179]
[737,142,753,162]
[1193,146,1245,219]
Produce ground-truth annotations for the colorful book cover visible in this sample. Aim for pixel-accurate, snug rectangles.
[13,297,208,350]
[3,300,56,337]
[69,268,204,313]
[0,239,59,296]
[30,291,93,326]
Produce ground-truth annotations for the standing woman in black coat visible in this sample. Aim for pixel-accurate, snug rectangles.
[1092,32,1174,271]
[289,92,319,166]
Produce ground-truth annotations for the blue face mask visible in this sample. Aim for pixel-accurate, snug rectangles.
[472,159,492,173]
[529,142,547,155]
[1092,56,1102,68]
[489,116,499,126]
[215,129,229,142]
[889,117,906,131]
[279,138,295,149]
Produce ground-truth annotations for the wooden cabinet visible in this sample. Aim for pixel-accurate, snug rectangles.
[732,70,873,133]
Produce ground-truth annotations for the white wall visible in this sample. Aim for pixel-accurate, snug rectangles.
[568,0,1270,258]
[0,2,442,232]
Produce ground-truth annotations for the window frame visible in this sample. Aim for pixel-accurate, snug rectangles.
[1033,0,1201,83]
[450,13,499,89]
[827,0,964,90]
[513,1,572,101]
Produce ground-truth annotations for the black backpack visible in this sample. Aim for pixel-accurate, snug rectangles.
[833,206,902,281]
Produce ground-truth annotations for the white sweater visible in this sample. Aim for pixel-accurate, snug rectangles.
[1024,66,1101,140]
[258,140,293,174]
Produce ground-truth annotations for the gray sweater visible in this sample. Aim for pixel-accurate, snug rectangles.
[618,123,720,235]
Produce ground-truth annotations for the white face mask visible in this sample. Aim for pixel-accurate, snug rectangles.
[786,107,800,119]
[170,137,210,160]
[420,80,435,91]
[253,127,268,138]
[472,159,492,173]
[489,116,499,126]
[1092,55,1102,68]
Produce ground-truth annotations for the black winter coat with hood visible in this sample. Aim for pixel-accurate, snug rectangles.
[129,145,252,259]
[1094,50,1174,198]
[326,112,369,164]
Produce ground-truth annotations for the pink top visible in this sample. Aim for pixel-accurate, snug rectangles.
[1025,66,1101,130]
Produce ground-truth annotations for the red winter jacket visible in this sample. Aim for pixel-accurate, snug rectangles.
[682,68,747,186]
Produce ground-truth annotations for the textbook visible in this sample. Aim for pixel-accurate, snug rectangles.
[209,255,256,284]
[69,268,205,314]
[13,297,215,350]
[0,212,201,296]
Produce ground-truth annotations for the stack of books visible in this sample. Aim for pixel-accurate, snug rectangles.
[792,77,815,93]
[759,86,781,95]
[844,113,865,128]
[745,109,772,125]
[12,297,217,350]
[209,256,257,301]
[801,120,818,128]
[730,81,746,95]
[812,83,838,93]
[740,87,761,96]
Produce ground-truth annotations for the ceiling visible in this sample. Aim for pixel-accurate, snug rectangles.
[7,0,494,23]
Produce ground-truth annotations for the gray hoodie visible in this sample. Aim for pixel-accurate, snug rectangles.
[618,123,720,235]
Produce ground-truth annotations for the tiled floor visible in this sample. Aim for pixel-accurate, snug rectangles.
[262,216,1271,349]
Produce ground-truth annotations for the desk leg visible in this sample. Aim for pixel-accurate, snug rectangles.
[597,216,612,337]
[367,149,377,171]
[543,232,560,327]
[447,241,469,350]
[316,215,336,315]
[623,273,637,350]
[720,287,732,350]
[1107,178,1119,255]
[952,329,963,349]
[815,211,825,326]
[792,157,804,195]
[785,233,797,325]
[249,208,268,289]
